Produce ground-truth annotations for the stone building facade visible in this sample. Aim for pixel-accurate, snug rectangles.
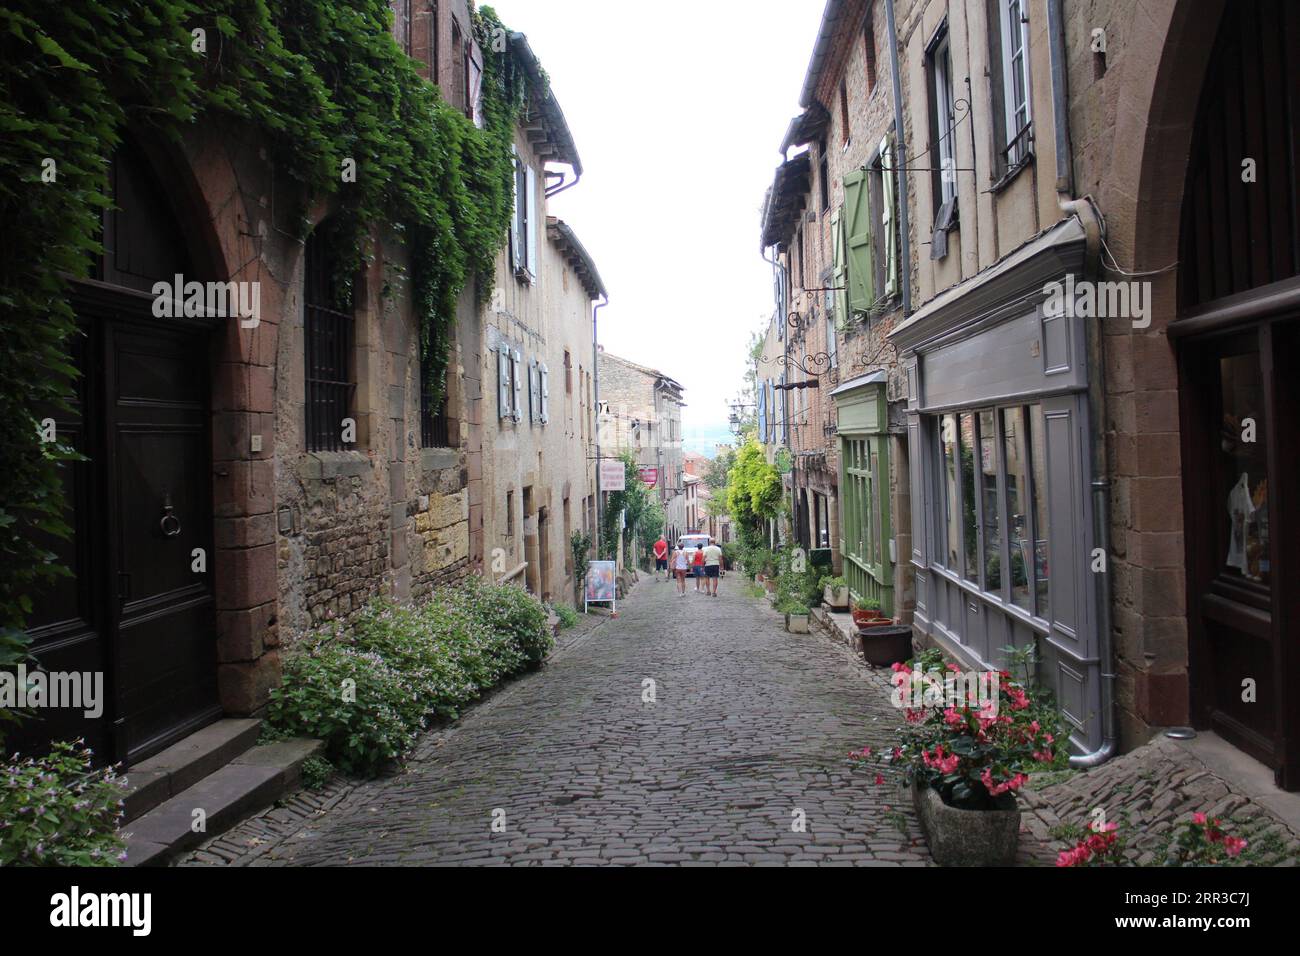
[15,4,593,767]
[596,350,687,545]
[758,0,912,620]
[773,0,1300,785]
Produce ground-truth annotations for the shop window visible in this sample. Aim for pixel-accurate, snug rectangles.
[1029,405,1050,615]
[959,413,979,582]
[978,411,1002,590]
[1002,406,1033,611]
[940,413,961,569]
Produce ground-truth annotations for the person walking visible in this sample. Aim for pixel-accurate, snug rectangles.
[691,545,705,592]
[702,537,723,597]
[653,535,669,581]
[671,544,689,596]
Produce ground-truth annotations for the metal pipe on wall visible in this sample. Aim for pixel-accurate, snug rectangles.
[1045,0,1115,769]
[884,0,911,317]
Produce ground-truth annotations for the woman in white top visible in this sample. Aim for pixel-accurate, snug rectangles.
[671,546,689,596]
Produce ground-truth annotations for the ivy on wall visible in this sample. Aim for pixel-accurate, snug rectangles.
[0,1,527,649]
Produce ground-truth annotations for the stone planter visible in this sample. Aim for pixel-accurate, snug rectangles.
[858,623,912,666]
[823,585,850,610]
[785,612,810,633]
[912,781,1020,866]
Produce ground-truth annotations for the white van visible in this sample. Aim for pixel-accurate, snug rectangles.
[678,533,711,564]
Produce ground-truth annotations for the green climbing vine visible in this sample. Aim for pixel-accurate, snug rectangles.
[0,1,528,653]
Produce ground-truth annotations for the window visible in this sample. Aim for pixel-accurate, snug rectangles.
[497,346,522,422]
[927,27,958,228]
[526,358,549,425]
[978,410,1001,589]
[819,144,830,213]
[419,353,452,447]
[839,77,851,145]
[564,349,572,394]
[866,135,900,302]
[1002,406,1033,611]
[936,404,1050,617]
[506,489,515,537]
[993,0,1033,173]
[429,1,439,82]
[303,225,355,452]
[450,19,465,110]
[466,38,483,127]
[510,151,537,281]
[399,0,413,56]
[865,18,878,94]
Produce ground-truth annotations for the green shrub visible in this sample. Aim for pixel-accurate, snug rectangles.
[552,604,580,629]
[267,578,555,777]
[776,597,809,615]
[266,635,424,777]
[1,740,126,866]
[299,755,334,791]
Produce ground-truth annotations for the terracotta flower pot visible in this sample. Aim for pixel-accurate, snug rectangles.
[851,608,883,627]
[912,780,1020,866]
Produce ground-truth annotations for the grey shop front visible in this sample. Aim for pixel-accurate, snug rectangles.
[890,219,1103,754]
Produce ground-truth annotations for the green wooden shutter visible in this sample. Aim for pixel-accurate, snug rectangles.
[880,134,899,298]
[843,170,875,314]
[831,208,848,334]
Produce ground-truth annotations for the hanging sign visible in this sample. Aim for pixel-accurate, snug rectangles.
[638,466,659,488]
[599,459,625,491]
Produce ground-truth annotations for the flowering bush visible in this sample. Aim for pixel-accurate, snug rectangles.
[852,660,1064,810]
[1056,821,1123,866]
[1,740,127,866]
[267,578,554,776]
[1166,812,1249,865]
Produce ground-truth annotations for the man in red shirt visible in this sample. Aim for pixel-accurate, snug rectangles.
[653,535,669,580]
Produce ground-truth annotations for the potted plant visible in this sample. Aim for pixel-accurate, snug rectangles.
[823,576,850,610]
[777,598,810,633]
[851,596,884,627]
[850,663,1062,866]
[858,623,914,665]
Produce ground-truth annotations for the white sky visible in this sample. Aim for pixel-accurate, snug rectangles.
[486,0,825,441]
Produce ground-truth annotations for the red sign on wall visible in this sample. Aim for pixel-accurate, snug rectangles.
[638,466,659,489]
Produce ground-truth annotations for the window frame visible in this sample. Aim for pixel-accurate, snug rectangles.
[927,26,959,226]
[931,402,1051,621]
[303,225,356,453]
[998,0,1033,172]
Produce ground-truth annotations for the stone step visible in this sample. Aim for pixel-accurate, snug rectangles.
[122,718,262,823]
[121,737,324,867]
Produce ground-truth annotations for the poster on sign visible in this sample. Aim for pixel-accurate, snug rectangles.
[638,466,658,488]
[599,459,625,491]
[585,560,617,613]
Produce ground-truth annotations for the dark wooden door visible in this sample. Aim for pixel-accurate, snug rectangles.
[103,314,219,764]
[1180,321,1297,788]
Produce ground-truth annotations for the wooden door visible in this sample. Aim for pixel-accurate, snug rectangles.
[103,315,219,764]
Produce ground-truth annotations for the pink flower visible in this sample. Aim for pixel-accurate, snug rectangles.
[874,774,885,786]
[891,662,912,675]
[943,707,965,728]
[1007,687,1030,710]
[1223,836,1248,857]
[980,768,1028,796]
[1192,812,1207,825]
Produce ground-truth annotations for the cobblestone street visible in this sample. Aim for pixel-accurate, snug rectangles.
[189,575,933,866]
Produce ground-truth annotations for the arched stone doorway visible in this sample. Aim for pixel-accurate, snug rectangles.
[1112,0,1300,788]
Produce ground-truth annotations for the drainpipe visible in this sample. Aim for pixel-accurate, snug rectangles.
[546,168,582,199]
[884,0,911,316]
[592,294,608,559]
[1046,0,1113,769]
